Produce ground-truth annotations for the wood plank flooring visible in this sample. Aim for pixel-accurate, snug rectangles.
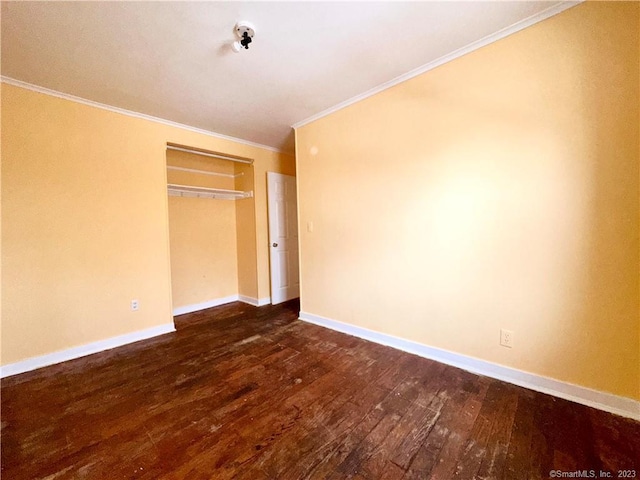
[2,300,639,479]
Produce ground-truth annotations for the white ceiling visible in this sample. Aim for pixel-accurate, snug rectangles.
[2,1,570,153]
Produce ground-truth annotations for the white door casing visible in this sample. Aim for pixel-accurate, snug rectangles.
[267,172,299,304]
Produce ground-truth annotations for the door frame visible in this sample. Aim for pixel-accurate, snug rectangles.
[267,172,299,304]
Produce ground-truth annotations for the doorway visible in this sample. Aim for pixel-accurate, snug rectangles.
[267,172,299,304]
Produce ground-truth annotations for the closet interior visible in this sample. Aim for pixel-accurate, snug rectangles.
[166,143,257,315]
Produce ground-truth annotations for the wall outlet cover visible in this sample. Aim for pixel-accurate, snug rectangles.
[500,329,513,348]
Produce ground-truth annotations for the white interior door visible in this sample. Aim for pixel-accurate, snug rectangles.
[267,172,299,304]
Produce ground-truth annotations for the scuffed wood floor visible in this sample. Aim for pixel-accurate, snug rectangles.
[2,300,639,479]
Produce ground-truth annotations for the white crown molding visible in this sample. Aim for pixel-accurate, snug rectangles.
[0,76,284,154]
[292,1,582,129]
[0,323,176,378]
[239,295,271,307]
[299,311,640,421]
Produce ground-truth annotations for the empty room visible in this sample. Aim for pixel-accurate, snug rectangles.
[1,1,638,479]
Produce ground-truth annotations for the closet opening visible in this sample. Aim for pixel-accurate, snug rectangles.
[165,143,257,317]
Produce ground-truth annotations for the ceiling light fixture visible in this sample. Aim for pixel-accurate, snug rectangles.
[232,21,256,53]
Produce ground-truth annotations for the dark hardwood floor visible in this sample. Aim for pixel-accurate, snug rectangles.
[2,300,639,479]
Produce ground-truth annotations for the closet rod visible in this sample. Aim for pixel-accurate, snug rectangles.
[166,144,253,165]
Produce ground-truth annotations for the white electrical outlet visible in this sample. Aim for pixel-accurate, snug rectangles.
[131,299,139,311]
[500,329,513,348]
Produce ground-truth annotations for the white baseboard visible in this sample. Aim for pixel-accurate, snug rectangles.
[239,295,271,307]
[172,295,240,316]
[299,311,640,421]
[0,323,176,379]
[173,295,271,315]
[1,295,274,379]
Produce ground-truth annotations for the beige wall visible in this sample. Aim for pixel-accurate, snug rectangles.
[1,83,293,365]
[167,150,239,308]
[0,83,4,361]
[235,162,259,300]
[296,2,639,400]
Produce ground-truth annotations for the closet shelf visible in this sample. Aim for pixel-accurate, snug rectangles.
[167,184,253,200]
[167,165,243,178]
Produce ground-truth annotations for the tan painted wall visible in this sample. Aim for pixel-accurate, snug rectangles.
[0,83,4,361]
[296,2,639,400]
[1,83,292,365]
[166,150,238,308]
[235,162,258,299]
